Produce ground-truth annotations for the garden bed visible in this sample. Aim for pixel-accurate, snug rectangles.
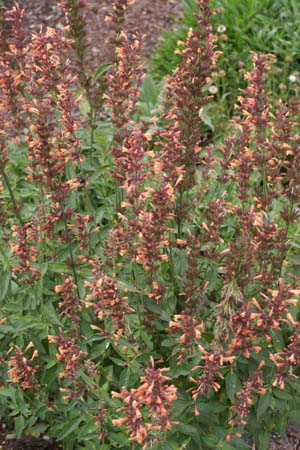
[2,0,182,69]
[0,0,300,450]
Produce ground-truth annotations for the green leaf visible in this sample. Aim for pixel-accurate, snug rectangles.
[40,263,48,277]
[15,389,28,416]
[274,414,288,437]
[176,423,199,437]
[0,270,10,301]
[88,165,112,185]
[57,417,82,440]
[291,409,300,424]
[48,262,70,274]
[109,357,125,366]
[221,444,236,450]
[197,401,227,415]
[257,393,271,420]
[202,434,219,448]
[270,329,285,352]
[92,63,113,83]
[30,423,48,435]
[77,420,97,440]
[226,371,238,402]
[119,366,130,388]
[199,106,214,132]
[141,75,158,105]
[139,330,153,350]
[273,388,292,400]
[173,399,189,416]
[255,431,270,450]
[179,437,192,449]
[45,358,58,369]
[41,303,62,326]
[15,415,25,439]
[160,443,178,450]
[117,280,139,293]
[109,432,129,446]
[0,386,15,399]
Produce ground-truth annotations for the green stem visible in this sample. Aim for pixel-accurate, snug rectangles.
[131,266,143,326]
[261,162,268,211]
[37,198,46,306]
[63,216,80,298]
[176,190,183,240]
[115,178,123,213]
[89,107,96,156]
[168,233,179,301]
[1,169,24,226]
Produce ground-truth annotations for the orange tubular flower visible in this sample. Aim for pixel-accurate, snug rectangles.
[7,342,39,390]
[112,358,177,448]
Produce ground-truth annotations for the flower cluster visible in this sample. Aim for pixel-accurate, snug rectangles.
[48,329,87,399]
[85,258,134,333]
[229,363,266,426]
[269,316,300,390]
[169,314,203,361]
[68,213,99,251]
[112,358,177,447]
[106,31,144,183]
[104,0,177,282]
[7,342,39,390]
[190,347,233,402]
[24,27,82,193]
[61,0,88,82]
[10,222,40,281]
[106,0,135,48]
[158,0,220,191]
[55,275,82,323]
[0,3,27,142]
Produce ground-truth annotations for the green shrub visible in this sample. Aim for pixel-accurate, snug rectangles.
[151,0,300,115]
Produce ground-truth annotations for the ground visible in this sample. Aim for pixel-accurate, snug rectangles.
[3,0,182,71]
[0,0,299,449]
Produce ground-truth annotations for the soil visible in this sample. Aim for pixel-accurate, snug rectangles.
[268,424,300,450]
[2,0,182,72]
[0,423,62,450]
[0,0,300,449]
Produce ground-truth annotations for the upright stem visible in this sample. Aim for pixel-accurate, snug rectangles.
[132,265,142,326]
[176,190,183,240]
[168,232,180,301]
[63,215,80,298]
[1,168,24,226]
[89,106,97,157]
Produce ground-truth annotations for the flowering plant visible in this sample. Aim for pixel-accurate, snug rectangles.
[0,1,300,450]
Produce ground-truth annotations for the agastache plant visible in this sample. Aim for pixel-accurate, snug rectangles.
[1,0,300,449]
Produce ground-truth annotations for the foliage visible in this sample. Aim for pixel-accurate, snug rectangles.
[0,1,300,450]
[151,0,300,123]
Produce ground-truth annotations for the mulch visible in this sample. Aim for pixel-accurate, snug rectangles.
[0,0,300,449]
[269,424,300,450]
[2,0,182,72]
[0,423,62,450]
